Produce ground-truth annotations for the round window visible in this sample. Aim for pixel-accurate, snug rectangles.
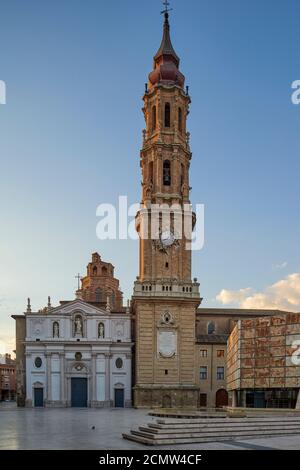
[75,352,82,361]
[34,357,42,368]
[115,358,123,369]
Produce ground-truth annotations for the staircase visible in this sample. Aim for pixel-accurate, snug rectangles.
[123,416,300,446]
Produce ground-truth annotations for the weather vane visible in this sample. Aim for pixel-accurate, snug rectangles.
[161,0,173,15]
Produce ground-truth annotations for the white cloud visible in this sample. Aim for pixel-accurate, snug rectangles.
[216,273,300,312]
[273,261,288,270]
[216,287,253,305]
[0,335,15,355]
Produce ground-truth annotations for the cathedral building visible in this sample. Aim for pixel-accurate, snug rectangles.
[13,253,132,408]
[13,9,295,410]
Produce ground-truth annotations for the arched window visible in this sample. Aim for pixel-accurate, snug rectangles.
[165,103,170,127]
[207,322,215,335]
[163,160,171,186]
[93,266,97,276]
[152,105,157,131]
[149,161,153,183]
[181,163,185,186]
[53,322,59,338]
[95,288,102,303]
[178,107,182,132]
[102,266,108,276]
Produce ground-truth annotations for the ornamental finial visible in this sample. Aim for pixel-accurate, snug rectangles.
[161,0,172,16]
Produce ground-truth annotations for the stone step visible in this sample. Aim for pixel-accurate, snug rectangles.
[147,420,300,430]
[138,424,300,436]
[156,417,300,425]
[123,429,300,446]
[123,416,300,446]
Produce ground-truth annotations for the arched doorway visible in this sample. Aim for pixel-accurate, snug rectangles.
[216,389,228,408]
[162,395,172,408]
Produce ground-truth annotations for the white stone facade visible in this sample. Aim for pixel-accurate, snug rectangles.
[25,299,132,408]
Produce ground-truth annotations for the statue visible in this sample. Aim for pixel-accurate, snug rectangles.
[98,322,105,339]
[53,322,59,338]
[75,316,83,336]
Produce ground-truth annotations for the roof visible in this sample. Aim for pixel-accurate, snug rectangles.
[154,12,179,66]
[196,334,229,345]
[196,308,293,317]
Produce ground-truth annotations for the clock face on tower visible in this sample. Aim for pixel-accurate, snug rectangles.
[160,230,175,247]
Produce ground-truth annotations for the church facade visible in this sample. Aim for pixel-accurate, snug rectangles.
[13,254,132,408]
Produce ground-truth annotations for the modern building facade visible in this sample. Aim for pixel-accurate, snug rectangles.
[194,308,293,408]
[227,313,300,409]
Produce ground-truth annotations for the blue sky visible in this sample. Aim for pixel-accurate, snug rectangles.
[1,0,300,353]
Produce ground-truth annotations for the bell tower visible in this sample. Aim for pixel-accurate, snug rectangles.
[132,9,201,408]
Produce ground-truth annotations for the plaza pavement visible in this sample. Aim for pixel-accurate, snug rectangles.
[0,402,300,450]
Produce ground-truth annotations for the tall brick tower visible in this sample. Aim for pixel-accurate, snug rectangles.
[132,10,201,408]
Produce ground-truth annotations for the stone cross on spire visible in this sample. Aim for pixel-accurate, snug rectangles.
[161,0,172,15]
[75,273,81,290]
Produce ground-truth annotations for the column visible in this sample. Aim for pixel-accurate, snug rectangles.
[232,390,238,408]
[241,390,246,408]
[45,352,51,404]
[92,352,97,405]
[125,352,132,407]
[24,352,32,406]
[295,389,300,409]
[59,352,65,405]
[105,353,111,404]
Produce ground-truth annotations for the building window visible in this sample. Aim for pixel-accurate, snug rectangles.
[200,366,207,380]
[34,357,42,368]
[163,160,171,186]
[149,161,153,184]
[217,350,225,358]
[115,358,123,369]
[178,107,182,132]
[217,367,225,380]
[152,105,157,131]
[181,163,185,187]
[165,103,171,127]
[95,288,102,303]
[102,266,108,275]
[93,266,97,276]
[200,349,207,358]
[207,322,215,335]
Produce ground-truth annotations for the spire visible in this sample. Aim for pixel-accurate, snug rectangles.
[148,5,185,89]
[154,12,179,68]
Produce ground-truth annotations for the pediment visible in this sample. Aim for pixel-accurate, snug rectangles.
[50,299,107,316]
